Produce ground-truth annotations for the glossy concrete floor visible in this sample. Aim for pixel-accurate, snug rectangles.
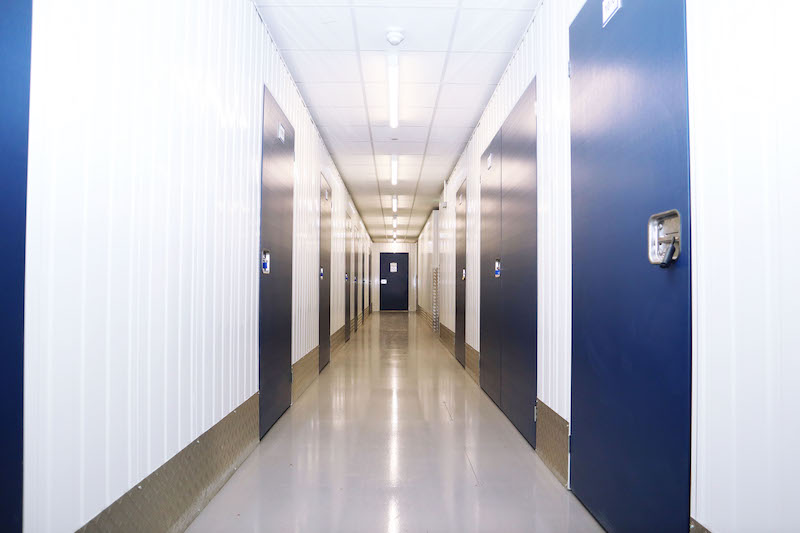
[187,312,602,533]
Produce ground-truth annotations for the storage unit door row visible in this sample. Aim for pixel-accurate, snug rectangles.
[480,80,538,448]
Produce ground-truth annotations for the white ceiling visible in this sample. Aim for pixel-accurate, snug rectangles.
[254,0,537,242]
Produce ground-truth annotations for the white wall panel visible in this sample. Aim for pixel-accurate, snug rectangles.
[687,1,800,530]
[371,243,418,312]
[417,211,439,313]
[23,1,367,530]
[447,0,582,419]
[438,172,462,331]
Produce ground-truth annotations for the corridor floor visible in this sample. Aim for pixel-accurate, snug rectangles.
[187,313,602,532]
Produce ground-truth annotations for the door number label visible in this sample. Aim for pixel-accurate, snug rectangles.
[602,0,622,27]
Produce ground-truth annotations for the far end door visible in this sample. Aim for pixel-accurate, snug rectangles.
[380,253,409,311]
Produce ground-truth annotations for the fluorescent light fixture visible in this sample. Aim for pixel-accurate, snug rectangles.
[392,195,398,213]
[393,231,397,239]
[392,217,397,229]
[387,54,399,129]
[391,155,398,185]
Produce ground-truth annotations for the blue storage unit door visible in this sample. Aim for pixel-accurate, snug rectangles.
[569,0,691,531]
[1,0,32,528]
[499,81,537,447]
[319,176,332,371]
[480,131,503,407]
[454,180,467,368]
[345,217,351,341]
[259,86,295,438]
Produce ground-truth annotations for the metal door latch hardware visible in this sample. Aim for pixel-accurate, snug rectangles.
[462,268,466,281]
[648,210,681,267]
[261,250,271,274]
[494,259,502,278]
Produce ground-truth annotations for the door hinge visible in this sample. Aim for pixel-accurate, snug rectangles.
[569,434,573,453]
[568,61,571,79]
[290,370,293,383]
[533,401,538,422]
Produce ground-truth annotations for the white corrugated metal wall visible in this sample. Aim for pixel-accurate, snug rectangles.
[417,211,439,314]
[438,176,460,332]
[687,1,800,530]
[23,1,368,530]
[445,0,584,420]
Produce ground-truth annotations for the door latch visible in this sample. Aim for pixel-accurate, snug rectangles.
[494,259,501,278]
[462,268,466,281]
[648,210,681,268]
[261,250,271,274]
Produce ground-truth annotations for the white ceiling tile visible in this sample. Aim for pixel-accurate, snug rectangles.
[319,124,371,142]
[443,51,511,84]
[437,84,495,109]
[369,106,434,127]
[432,106,483,129]
[353,7,457,51]
[282,51,361,83]
[461,0,539,8]
[373,141,426,155]
[429,125,473,143]
[257,6,355,50]
[371,125,429,143]
[327,140,374,155]
[451,9,534,52]
[364,82,438,109]
[361,51,448,84]
[426,140,467,156]
[298,83,365,107]
[312,106,368,127]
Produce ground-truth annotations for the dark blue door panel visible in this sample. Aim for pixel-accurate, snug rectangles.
[1,0,32,527]
[455,181,467,368]
[259,87,294,438]
[480,133,502,407]
[500,81,537,447]
[570,1,691,531]
[380,253,408,311]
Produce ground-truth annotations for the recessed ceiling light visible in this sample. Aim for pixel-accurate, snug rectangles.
[392,217,397,229]
[386,54,399,129]
[391,155,398,186]
[392,195,398,213]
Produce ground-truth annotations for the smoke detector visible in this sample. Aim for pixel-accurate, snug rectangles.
[386,30,405,46]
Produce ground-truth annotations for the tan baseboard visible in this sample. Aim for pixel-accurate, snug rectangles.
[536,399,569,486]
[440,324,455,356]
[466,344,480,385]
[291,346,319,404]
[78,394,258,533]
[330,326,345,355]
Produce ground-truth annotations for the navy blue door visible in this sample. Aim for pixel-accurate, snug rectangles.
[259,87,294,438]
[379,253,408,311]
[570,1,691,531]
[1,0,32,527]
[454,181,467,368]
[480,132,502,407]
[500,81,537,447]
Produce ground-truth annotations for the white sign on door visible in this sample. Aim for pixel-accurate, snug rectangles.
[390,262,397,273]
[602,0,622,27]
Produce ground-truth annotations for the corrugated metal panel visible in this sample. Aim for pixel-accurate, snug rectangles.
[687,1,800,530]
[23,1,368,530]
[447,0,583,420]
[417,212,438,313]
[438,174,462,332]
